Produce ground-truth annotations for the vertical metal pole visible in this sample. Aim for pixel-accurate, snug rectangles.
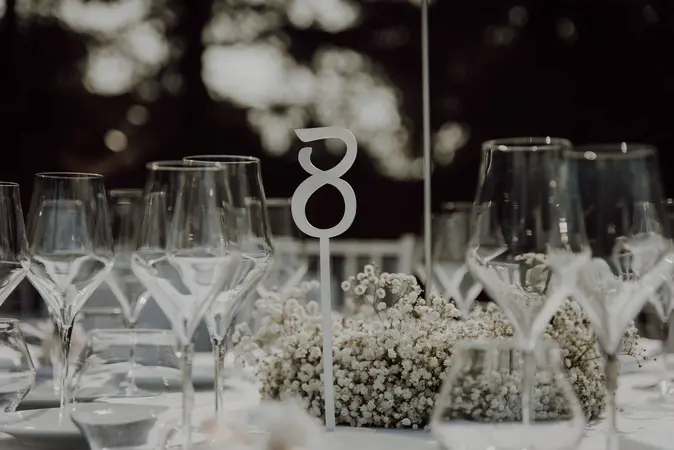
[421,0,433,300]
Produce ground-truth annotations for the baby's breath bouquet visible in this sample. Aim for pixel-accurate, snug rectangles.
[232,264,641,429]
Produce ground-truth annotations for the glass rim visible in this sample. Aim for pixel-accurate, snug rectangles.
[482,137,572,152]
[146,160,224,171]
[0,318,20,325]
[0,182,20,188]
[35,172,104,180]
[440,201,473,211]
[183,155,260,165]
[566,142,656,160]
[109,188,143,197]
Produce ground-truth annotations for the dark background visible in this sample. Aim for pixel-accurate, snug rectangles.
[1,0,673,312]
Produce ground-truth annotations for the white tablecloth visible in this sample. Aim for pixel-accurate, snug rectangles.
[1,349,674,450]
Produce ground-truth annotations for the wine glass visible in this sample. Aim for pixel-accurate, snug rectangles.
[0,319,36,413]
[567,143,674,450]
[70,329,181,450]
[431,202,482,314]
[257,198,307,297]
[183,155,273,419]
[431,339,585,450]
[106,189,151,328]
[633,198,674,399]
[25,172,114,416]
[0,182,29,306]
[466,137,588,435]
[131,161,242,450]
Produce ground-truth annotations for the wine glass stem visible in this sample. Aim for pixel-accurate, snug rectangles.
[180,342,195,450]
[57,323,73,419]
[605,352,619,450]
[521,348,536,429]
[213,338,225,418]
[660,320,670,398]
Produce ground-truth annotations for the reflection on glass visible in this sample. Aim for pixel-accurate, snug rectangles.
[0,319,36,413]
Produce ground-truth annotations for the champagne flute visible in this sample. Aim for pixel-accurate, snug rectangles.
[0,182,29,307]
[568,143,674,450]
[106,189,150,328]
[183,155,274,418]
[466,137,588,443]
[25,172,114,416]
[131,161,241,450]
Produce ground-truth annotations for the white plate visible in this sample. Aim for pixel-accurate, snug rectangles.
[0,403,170,449]
[0,408,83,449]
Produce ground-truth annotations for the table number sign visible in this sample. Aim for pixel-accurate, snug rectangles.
[291,126,357,430]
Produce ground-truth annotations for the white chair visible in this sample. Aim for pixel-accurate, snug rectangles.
[301,235,416,309]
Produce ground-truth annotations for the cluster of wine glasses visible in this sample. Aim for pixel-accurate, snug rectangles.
[431,138,674,450]
[0,156,274,450]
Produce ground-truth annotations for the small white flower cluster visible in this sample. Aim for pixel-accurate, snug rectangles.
[231,265,642,429]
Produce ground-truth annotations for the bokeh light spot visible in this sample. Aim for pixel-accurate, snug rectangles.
[104,130,128,152]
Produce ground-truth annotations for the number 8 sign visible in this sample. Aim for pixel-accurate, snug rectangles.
[291,127,358,430]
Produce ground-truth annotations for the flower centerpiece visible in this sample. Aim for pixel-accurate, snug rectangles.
[232,264,642,429]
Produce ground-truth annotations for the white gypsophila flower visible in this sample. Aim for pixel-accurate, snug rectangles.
[231,264,643,429]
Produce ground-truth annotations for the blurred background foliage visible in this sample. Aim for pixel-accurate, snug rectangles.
[1,0,674,240]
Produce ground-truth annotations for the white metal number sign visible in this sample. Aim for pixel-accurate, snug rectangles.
[291,127,357,430]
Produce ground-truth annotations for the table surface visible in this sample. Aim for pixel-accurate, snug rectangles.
[1,345,673,450]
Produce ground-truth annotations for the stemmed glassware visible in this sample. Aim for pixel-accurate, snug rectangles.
[431,339,585,450]
[257,198,307,297]
[106,189,150,328]
[25,172,114,416]
[0,182,29,306]
[70,329,180,450]
[432,202,482,314]
[183,155,274,418]
[466,137,588,441]
[131,161,242,450]
[635,198,674,400]
[567,143,674,449]
[0,319,36,413]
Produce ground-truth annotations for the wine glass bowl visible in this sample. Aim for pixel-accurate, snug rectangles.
[25,172,114,413]
[467,138,583,349]
[0,182,29,307]
[258,198,307,297]
[432,202,481,314]
[106,189,149,328]
[570,145,674,355]
[431,339,585,450]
